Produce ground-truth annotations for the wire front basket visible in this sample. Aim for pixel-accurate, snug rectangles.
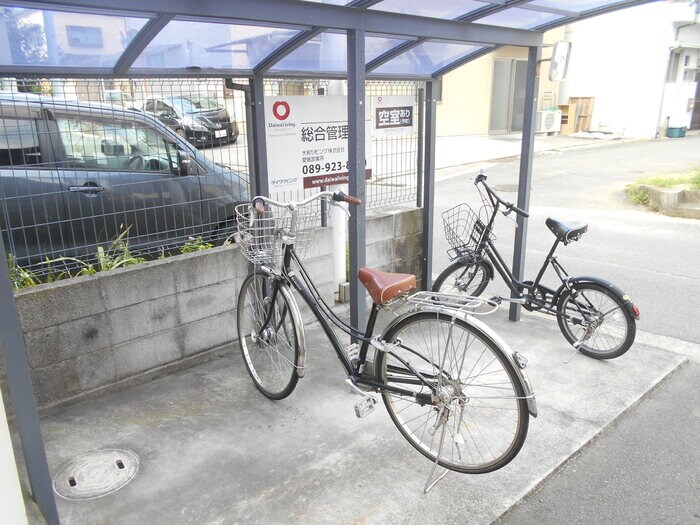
[441,203,495,260]
[234,202,320,268]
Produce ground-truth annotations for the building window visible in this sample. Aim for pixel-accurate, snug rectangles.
[66,26,103,48]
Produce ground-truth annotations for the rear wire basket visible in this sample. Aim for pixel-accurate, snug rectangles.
[234,202,320,269]
[441,203,495,260]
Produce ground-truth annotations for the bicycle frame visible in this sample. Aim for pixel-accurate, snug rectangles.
[258,244,437,406]
[465,192,572,316]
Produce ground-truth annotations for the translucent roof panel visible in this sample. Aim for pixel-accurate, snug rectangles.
[527,0,618,13]
[369,0,490,20]
[299,0,348,4]
[270,32,409,74]
[474,7,566,29]
[374,41,483,76]
[134,21,302,71]
[0,7,148,68]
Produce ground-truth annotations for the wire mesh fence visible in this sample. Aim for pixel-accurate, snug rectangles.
[1,76,423,283]
[0,77,250,280]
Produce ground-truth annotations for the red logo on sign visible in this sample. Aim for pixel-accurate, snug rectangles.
[272,101,291,121]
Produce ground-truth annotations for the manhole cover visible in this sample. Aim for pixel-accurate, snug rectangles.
[53,449,139,500]
[492,184,519,193]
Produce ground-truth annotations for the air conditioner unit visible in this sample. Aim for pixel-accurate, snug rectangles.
[536,110,562,133]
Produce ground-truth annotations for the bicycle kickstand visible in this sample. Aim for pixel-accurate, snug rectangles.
[424,421,449,494]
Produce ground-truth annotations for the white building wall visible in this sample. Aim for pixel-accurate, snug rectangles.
[559,1,698,138]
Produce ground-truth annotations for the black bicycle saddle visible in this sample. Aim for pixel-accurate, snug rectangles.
[545,217,588,244]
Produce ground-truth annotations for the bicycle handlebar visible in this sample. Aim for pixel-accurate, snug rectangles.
[474,172,529,218]
[252,190,362,213]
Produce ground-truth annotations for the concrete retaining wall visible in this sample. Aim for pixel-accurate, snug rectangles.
[367,207,423,287]
[1,208,421,409]
[641,185,700,219]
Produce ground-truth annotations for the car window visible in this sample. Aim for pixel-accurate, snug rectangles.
[194,97,219,111]
[0,117,43,167]
[144,100,155,111]
[57,117,175,173]
[155,101,171,113]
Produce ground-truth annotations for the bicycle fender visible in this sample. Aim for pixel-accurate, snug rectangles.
[381,309,537,418]
[461,256,495,281]
[278,281,308,378]
[555,276,639,320]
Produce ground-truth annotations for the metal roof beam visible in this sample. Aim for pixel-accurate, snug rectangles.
[113,13,173,76]
[252,0,383,74]
[17,0,542,47]
[431,46,500,78]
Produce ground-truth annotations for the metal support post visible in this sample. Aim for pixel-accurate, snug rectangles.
[0,240,60,525]
[509,45,540,321]
[416,86,425,208]
[347,28,367,334]
[250,74,269,197]
[420,81,437,290]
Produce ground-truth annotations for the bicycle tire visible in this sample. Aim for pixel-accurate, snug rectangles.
[556,282,636,359]
[432,259,490,297]
[376,311,529,474]
[237,272,301,399]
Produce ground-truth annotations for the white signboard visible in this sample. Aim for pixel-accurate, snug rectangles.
[265,96,372,193]
[373,95,414,136]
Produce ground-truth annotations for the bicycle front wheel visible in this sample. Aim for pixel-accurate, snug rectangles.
[377,312,529,474]
[237,272,301,399]
[432,259,490,297]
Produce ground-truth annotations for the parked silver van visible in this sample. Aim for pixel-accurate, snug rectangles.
[0,92,248,273]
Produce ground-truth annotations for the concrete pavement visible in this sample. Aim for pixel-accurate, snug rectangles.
[24,307,692,524]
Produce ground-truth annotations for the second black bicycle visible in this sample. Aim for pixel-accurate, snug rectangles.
[432,172,640,360]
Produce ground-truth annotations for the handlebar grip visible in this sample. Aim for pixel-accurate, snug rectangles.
[333,191,362,206]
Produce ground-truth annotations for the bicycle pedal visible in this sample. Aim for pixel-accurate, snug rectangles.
[489,296,502,305]
[354,397,377,418]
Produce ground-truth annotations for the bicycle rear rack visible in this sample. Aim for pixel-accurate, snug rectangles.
[407,291,499,317]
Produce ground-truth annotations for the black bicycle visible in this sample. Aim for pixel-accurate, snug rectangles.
[433,172,640,360]
[235,190,537,491]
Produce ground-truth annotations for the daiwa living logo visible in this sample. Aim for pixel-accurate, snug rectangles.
[272,177,299,186]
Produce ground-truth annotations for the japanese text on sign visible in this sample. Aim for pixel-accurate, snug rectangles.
[376,107,412,129]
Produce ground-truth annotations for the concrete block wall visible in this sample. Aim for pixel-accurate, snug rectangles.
[2,227,335,409]
[366,207,423,286]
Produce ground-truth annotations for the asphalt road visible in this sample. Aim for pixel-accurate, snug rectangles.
[429,135,700,524]
[497,362,700,525]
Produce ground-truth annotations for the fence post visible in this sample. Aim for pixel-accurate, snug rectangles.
[250,74,269,197]
[347,28,367,334]
[420,81,437,291]
[0,240,60,525]
[509,45,540,322]
[416,86,425,208]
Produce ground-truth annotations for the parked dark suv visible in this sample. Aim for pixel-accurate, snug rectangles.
[142,96,239,147]
[0,92,248,273]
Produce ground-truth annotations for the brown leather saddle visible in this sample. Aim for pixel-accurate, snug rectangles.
[358,267,416,305]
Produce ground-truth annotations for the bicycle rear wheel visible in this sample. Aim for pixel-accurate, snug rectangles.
[376,312,529,474]
[237,272,301,399]
[556,282,635,359]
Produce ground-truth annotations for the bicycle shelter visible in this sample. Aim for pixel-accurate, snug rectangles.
[0,1,654,522]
